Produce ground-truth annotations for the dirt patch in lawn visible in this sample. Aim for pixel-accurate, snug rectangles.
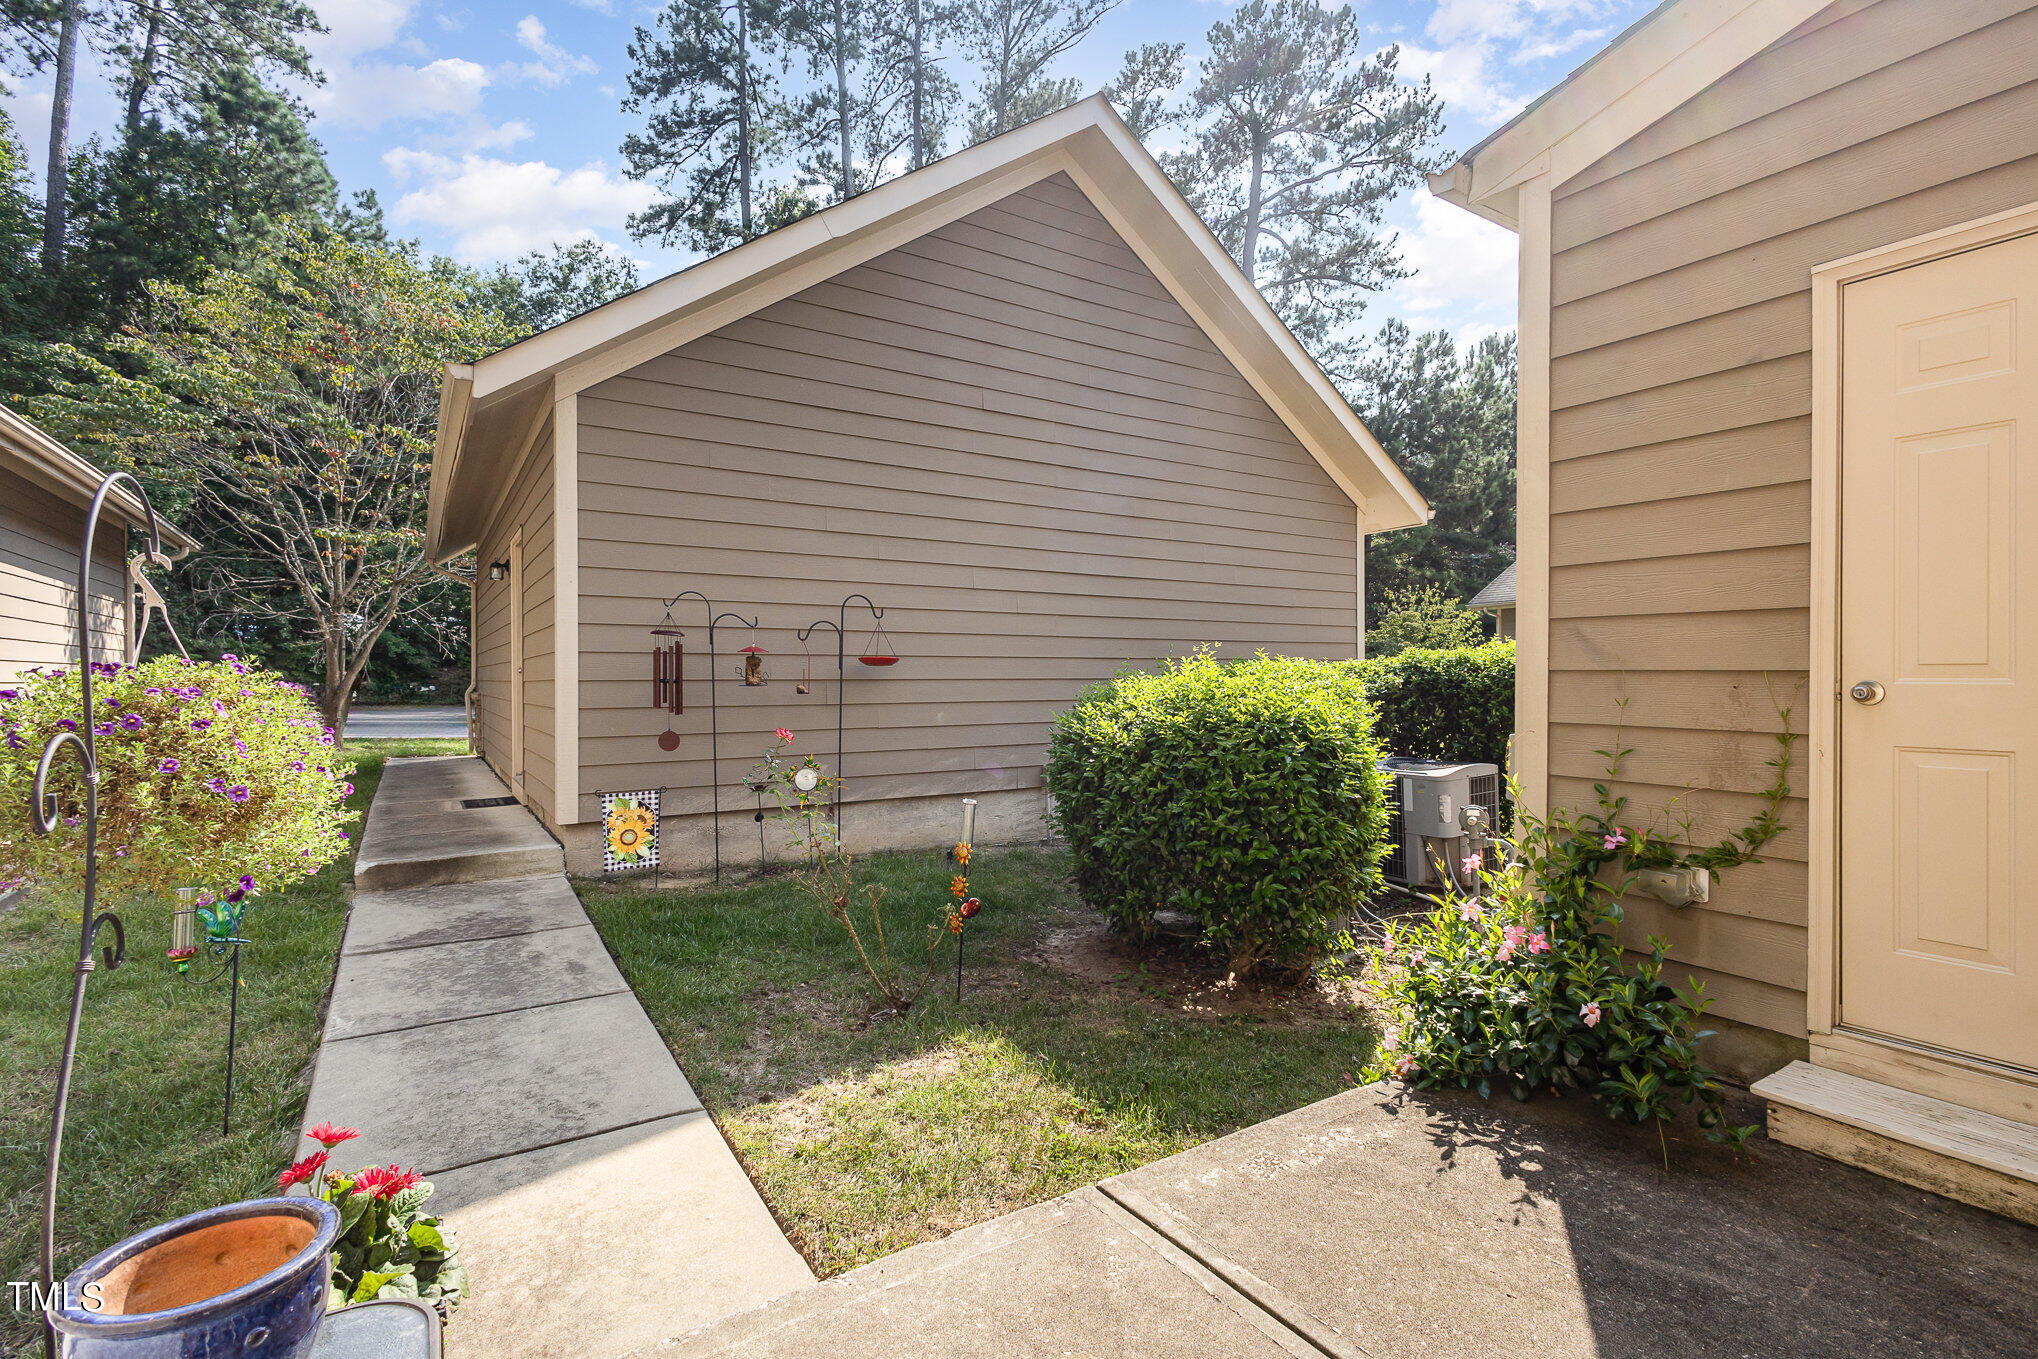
[1026,911,1365,1030]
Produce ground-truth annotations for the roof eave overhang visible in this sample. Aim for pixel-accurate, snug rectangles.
[0,405,198,553]
[1429,0,1833,228]
[426,363,475,564]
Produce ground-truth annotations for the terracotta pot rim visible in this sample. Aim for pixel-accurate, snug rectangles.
[51,1196,339,1332]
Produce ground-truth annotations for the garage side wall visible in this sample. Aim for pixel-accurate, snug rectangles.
[571,172,1362,844]
[1542,0,2038,1041]
[0,467,130,678]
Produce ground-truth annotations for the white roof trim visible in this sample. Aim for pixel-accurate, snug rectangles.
[430,94,1428,560]
[1428,0,1833,230]
[0,403,195,552]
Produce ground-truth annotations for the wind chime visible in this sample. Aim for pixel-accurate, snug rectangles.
[795,593,895,838]
[650,611,684,751]
[657,591,758,883]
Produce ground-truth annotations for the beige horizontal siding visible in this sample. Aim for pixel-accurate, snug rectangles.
[1535,5,2038,1035]
[472,416,557,823]
[1,469,130,677]
[574,172,1358,824]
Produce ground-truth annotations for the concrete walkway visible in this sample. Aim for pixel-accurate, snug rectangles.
[648,1082,2038,1359]
[300,757,813,1358]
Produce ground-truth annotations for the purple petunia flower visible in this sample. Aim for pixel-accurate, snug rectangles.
[56,718,76,731]
[144,687,161,696]
[119,713,143,730]
[93,721,113,735]
[233,739,247,754]
[228,785,251,803]
[338,829,349,839]
[159,758,180,773]
[191,719,210,731]
[238,874,255,891]
[208,777,226,792]
[318,733,334,746]
[220,653,238,663]
[0,689,15,700]
[342,781,355,795]
[288,760,305,772]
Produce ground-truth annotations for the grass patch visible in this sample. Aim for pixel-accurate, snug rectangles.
[0,737,466,1351]
[581,845,1376,1276]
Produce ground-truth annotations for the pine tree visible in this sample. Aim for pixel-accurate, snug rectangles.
[1164,0,1443,376]
[863,0,957,172]
[957,0,1116,142]
[623,0,791,251]
[1351,321,1517,623]
[1102,41,1181,141]
[107,0,320,135]
[783,0,865,202]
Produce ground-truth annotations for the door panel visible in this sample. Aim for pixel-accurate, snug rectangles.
[1840,231,2038,1072]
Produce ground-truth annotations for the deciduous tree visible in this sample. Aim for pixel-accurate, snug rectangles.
[27,226,520,733]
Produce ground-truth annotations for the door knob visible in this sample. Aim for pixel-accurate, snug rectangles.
[1850,680,1885,705]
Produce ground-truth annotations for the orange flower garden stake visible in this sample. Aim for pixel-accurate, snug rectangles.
[948,842,981,1001]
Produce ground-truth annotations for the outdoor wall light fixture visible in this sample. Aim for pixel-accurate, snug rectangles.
[487,559,510,581]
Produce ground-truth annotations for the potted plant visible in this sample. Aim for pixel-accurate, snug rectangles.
[45,1197,340,1358]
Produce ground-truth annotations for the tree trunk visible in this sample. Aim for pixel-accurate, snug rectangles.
[321,628,349,739]
[833,0,853,200]
[909,0,926,168]
[125,2,163,133]
[1240,138,1265,287]
[736,0,754,237]
[41,0,80,273]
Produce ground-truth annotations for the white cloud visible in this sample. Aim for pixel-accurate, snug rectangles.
[567,0,616,12]
[306,55,491,128]
[311,0,418,60]
[1384,191,1519,323]
[501,15,597,87]
[1407,1,1627,128]
[382,148,654,261]
[1399,41,1527,125]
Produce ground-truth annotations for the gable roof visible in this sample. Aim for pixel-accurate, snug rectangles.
[1470,562,1516,610]
[0,404,195,554]
[1428,0,1837,229]
[428,94,1430,562]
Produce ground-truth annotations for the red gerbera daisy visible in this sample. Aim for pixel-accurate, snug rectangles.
[305,1121,359,1149]
[350,1164,423,1200]
[277,1151,327,1191]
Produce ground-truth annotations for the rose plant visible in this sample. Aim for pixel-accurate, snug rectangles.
[0,653,355,902]
[279,1123,468,1314]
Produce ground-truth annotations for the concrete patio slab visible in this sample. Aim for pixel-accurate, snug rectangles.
[303,991,700,1174]
[435,1112,815,1359]
[644,1187,1328,1359]
[341,875,589,954]
[655,1083,2038,1359]
[323,924,628,1040]
[1102,1083,2038,1359]
[353,757,563,890]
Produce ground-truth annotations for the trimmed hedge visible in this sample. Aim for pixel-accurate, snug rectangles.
[1044,652,1390,973]
[1349,639,1514,770]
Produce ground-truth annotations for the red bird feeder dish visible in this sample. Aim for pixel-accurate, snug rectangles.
[857,619,899,667]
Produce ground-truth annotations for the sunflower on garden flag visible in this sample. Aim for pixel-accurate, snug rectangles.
[602,790,660,873]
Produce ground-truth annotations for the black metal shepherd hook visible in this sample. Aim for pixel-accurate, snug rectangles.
[660,590,758,884]
[797,593,882,840]
[34,471,187,1359]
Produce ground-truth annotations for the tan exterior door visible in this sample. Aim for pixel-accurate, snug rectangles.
[509,527,525,792]
[1839,230,2038,1072]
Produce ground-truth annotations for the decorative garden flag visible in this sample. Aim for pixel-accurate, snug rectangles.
[602,790,660,873]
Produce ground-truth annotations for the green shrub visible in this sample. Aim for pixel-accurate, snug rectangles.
[1364,584,1486,656]
[1044,652,1389,973]
[1351,638,1513,768]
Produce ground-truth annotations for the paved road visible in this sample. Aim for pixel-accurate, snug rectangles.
[345,705,467,740]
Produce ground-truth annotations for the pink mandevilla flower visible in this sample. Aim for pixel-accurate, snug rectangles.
[1580,1001,1602,1028]
[1602,830,1628,851]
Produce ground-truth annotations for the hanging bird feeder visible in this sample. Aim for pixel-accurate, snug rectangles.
[650,613,685,750]
[738,623,769,686]
[857,618,899,667]
[797,636,813,695]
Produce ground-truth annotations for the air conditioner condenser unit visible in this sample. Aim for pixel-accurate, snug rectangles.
[1378,757,1501,891]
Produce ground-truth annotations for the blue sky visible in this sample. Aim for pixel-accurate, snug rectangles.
[5,0,1657,344]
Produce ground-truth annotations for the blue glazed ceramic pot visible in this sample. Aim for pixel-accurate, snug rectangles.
[47,1197,340,1359]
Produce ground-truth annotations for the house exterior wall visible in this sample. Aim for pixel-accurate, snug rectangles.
[568,172,1362,851]
[1,464,129,679]
[1539,0,2038,1044]
[472,414,558,824]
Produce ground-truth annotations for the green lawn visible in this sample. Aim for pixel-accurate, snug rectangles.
[581,845,1377,1277]
[0,737,465,1352]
